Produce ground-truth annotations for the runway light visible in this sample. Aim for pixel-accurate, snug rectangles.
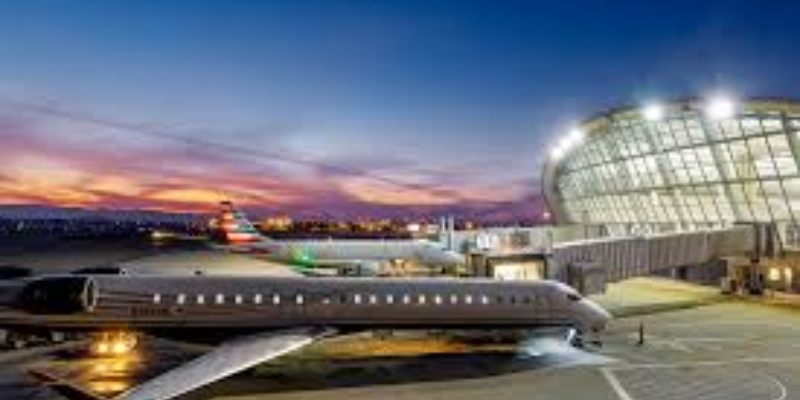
[643,103,664,121]
[705,96,737,120]
[112,340,129,355]
[95,342,110,355]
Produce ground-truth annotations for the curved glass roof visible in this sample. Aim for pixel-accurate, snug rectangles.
[542,98,800,244]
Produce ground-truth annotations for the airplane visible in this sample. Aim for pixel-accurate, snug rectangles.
[210,201,466,276]
[0,273,610,400]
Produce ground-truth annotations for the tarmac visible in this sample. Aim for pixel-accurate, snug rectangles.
[2,240,800,400]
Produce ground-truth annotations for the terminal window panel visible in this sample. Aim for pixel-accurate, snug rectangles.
[767,135,797,176]
[554,110,800,233]
[685,119,707,144]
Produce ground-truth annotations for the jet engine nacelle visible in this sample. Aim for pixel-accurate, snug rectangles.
[20,276,98,315]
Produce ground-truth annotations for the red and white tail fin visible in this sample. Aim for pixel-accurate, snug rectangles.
[211,201,269,244]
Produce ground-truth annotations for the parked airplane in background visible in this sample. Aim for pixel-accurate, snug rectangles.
[0,273,610,400]
[210,201,466,275]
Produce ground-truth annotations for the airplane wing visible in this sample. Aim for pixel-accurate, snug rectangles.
[34,327,332,400]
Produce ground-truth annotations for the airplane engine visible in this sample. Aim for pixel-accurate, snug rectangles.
[19,276,98,314]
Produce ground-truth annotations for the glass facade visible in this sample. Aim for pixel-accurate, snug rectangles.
[544,99,800,247]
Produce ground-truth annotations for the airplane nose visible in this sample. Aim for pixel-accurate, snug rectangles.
[587,301,611,330]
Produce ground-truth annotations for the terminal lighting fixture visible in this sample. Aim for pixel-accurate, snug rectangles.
[704,95,737,120]
[550,144,565,160]
[550,126,585,160]
[643,103,664,121]
[565,127,585,147]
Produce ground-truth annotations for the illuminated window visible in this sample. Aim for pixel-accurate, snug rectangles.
[215,294,225,305]
[176,294,186,305]
[273,294,281,305]
[322,297,331,305]
[386,294,394,304]
[234,295,243,305]
[254,294,263,304]
[153,293,161,304]
[354,294,362,305]
[369,294,377,305]
[402,294,411,304]
[434,295,442,305]
[481,295,490,305]
[418,294,426,305]
[465,294,473,305]
[296,294,304,305]
[449,294,458,305]
[196,294,205,305]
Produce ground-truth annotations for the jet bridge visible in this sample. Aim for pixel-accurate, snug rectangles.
[549,225,759,295]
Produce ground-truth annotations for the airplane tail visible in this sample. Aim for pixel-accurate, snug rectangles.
[210,201,271,245]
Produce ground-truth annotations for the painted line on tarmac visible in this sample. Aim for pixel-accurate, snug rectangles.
[759,371,788,400]
[606,355,800,371]
[600,367,635,400]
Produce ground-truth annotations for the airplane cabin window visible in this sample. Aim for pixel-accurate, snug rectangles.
[481,295,490,305]
[254,294,263,304]
[369,294,377,305]
[273,294,281,305]
[177,294,186,305]
[322,297,331,305]
[153,293,161,304]
[402,294,411,304]
[496,296,504,304]
[215,294,225,305]
[465,295,473,304]
[354,294,362,304]
[296,294,304,305]
[386,294,394,304]
[196,294,205,305]
[449,294,458,304]
[234,295,243,305]
[418,294,426,305]
[510,296,516,305]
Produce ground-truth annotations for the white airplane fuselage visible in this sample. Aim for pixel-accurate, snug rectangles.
[239,239,465,268]
[3,275,610,400]
[0,275,609,337]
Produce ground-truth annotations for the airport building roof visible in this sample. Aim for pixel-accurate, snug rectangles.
[542,97,800,248]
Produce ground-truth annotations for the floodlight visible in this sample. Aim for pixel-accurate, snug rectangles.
[551,144,565,160]
[566,127,585,146]
[643,103,664,121]
[705,96,737,120]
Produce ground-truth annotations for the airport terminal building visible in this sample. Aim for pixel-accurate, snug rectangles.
[543,97,800,250]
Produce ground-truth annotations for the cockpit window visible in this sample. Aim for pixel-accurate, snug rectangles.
[567,292,582,302]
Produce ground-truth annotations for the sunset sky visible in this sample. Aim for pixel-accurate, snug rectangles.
[2,0,800,221]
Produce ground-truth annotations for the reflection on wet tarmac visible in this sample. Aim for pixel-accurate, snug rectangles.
[24,333,609,400]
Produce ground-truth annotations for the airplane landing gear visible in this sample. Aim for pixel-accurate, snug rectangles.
[566,328,584,348]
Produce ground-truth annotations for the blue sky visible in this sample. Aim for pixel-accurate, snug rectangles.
[1,0,799,221]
